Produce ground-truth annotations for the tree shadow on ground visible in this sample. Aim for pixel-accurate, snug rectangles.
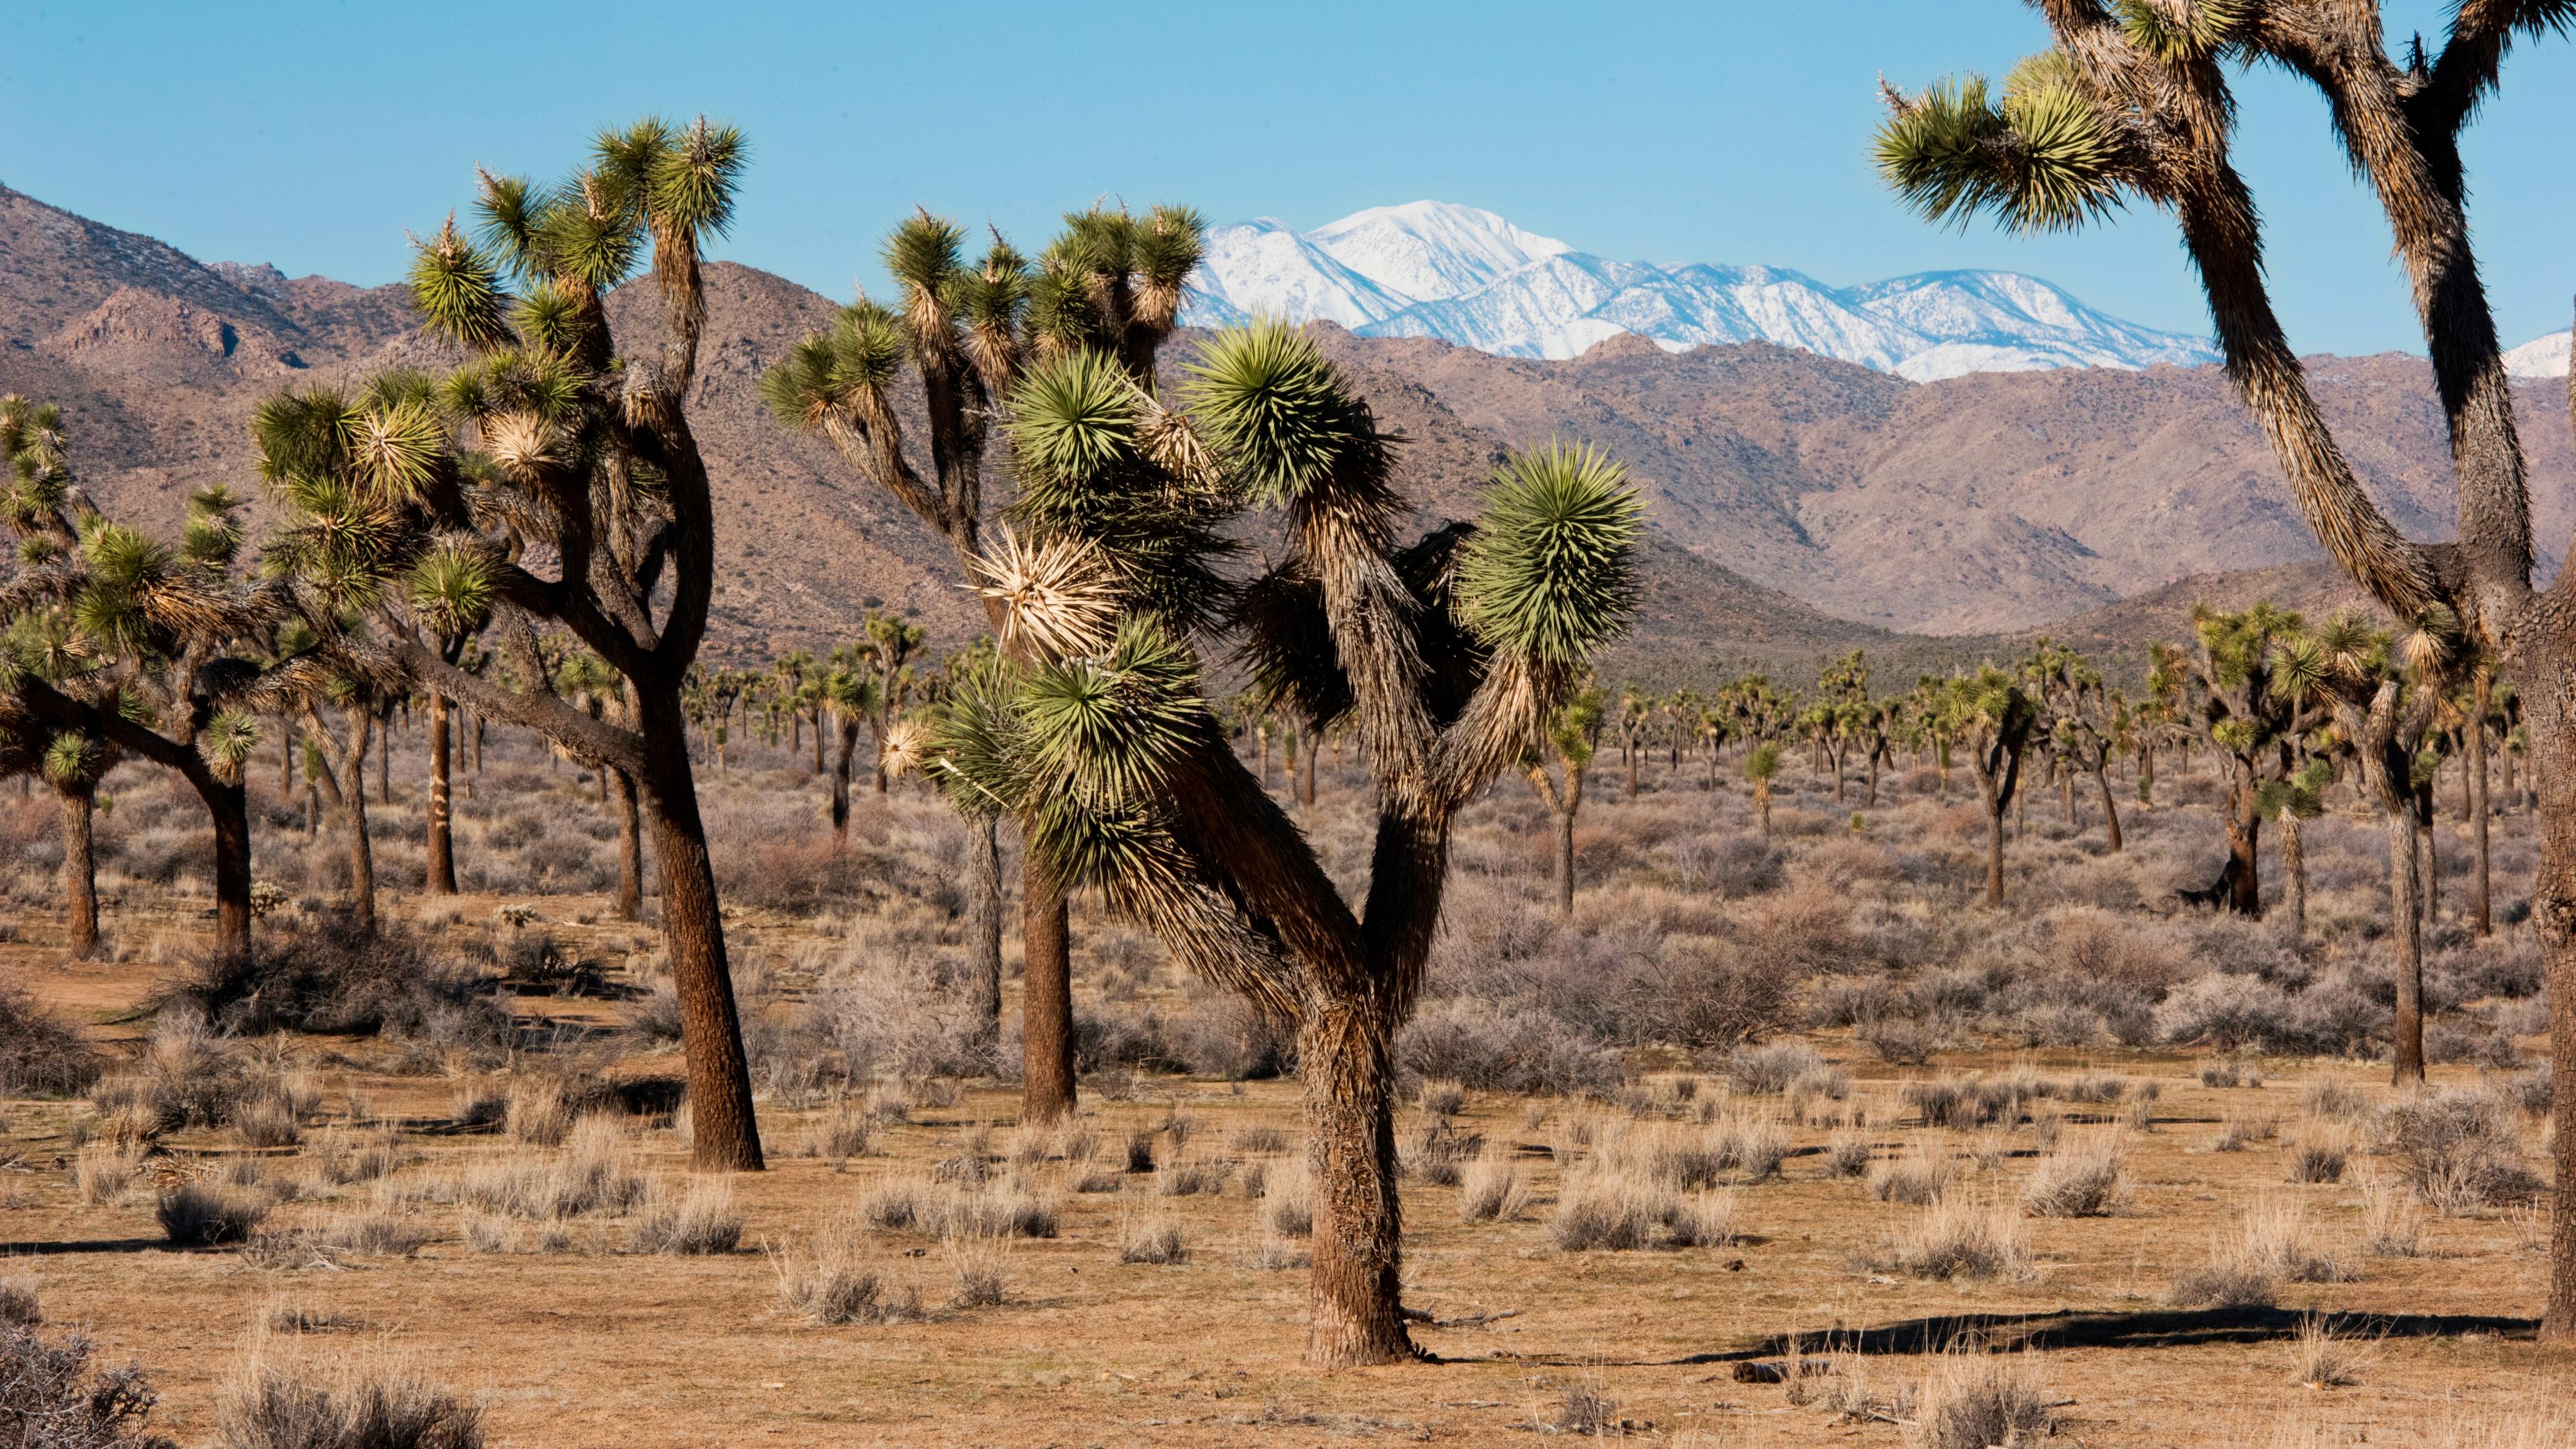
[1701,1306,2536,1361]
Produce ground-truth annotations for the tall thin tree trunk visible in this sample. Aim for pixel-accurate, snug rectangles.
[1300,1005,1416,1367]
[2389,804,2426,1084]
[1985,803,2006,907]
[57,785,97,960]
[1302,736,1317,807]
[202,770,253,958]
[830,718,858,843]
[2421,807,2442,925]
[2093,766,2123,853]
[612,767,643,922]
[969,817,1003,1054]
[2282,813,2306,941]
[426,691,457,896]
[2471,675,2492,936]
[2140,744,2156,803]
[375,717,391,805]
[2224,775,2263,916]
[2515,648,2576,1338]
[1021,862,1077,1123]
[636,686,763,1171]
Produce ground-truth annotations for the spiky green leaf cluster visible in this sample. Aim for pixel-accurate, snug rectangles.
[408,541,496,641]
[1456,443,1643,666]
[759,302,906,428]
[1181,321,1381,506]
[408,217,515,352]
[1875,64,2125,235]
[2113,0,2247,61]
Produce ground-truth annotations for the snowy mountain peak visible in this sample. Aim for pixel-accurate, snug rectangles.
[1306,201,1570,303]
[1181,204,2218,380]
[2506,330,2570,379]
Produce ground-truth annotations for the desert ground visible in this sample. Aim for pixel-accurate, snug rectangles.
[0,717,2563,1448]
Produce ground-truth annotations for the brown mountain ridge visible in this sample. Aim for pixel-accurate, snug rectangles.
[1,181,2554,684]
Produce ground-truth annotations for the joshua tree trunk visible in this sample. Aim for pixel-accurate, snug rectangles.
[426,691,457,896]
[1865,749,1880,807]
[375,715,391,805]
[612,767,643,922]
[2221,774,2263,916]
[2281,813,2307,941]
[56,783,98,960]
[634,685,763,1171]
[1021,873,1076,1123]
[968,817,1003,1053]
[2389,805,2426,1083]
[1625,746,1638,800]
[1302,737,1317,807]
[829,715,860,843]
[1300,1005,1413,1367]
[305,706,378,935]
[2139,744,2156,804]
[2092,765,2123,853]
[2420,801,2442,925]
[1754,779,1773,841]
[2519,643,2576,1339]
[1553,801,1577,917]
[2471,676,2492,935]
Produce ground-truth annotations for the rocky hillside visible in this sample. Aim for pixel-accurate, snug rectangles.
[0,182,2555,682]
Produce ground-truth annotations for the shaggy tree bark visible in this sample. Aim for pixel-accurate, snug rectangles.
[426,691,457,896]
[611,767,643,922]
[967,817,1003,1051]
[303,703,378,936]
[55,783,98,959]
[2471,674,2493,934]
[1020,876,1076,1121]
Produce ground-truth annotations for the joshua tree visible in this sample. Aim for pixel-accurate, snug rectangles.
[287,655,393,934]
[851,612,923,796]
[1742,740,1783,839]
[820,656,879,843]
[252,118,764,1170]
[2257,757,2333,943]
[2173,605,2323,914]
[557,649,643,920]
[914,330,1640,1364]
[1615,688,1653,799]
[1526,685,1604,917]
[0,401,285,955]
[762,203,1203,1126]
[1875,0,2576,1334]
[2027,640,2125,853]
[2275,613,2448,1081]
[1944,665,2038,906]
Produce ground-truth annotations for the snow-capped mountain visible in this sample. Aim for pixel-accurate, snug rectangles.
[2506,330,2570,379]
[1181,202,2218,381]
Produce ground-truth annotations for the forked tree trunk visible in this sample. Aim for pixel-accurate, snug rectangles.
[426,691,457,896]
[1021,866,1077,1123]
[2140,745,2156,803]
[57,784,98,960]
[612,767,644,922]
[635,686,763,1171]
[968,817,1004,1054]
[2092,766,2123,853]
[1300,1005,1415,1367]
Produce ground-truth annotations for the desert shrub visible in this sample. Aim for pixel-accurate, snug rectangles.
[156,921,506,1043]
[628,1180,742,1254]
[2359,1174,2426,1256]
[157,1183,268,1247]
[1659,835,1782,898]
[72,1145,143,1206]
[1550,1166,1733,1252]
[1117,1216,1188,1265]
[807,963,994,1082]
[1857,1006,1949,1066]
[0,1279,36,1329]
[214,1356,481,1449]
[2429,934,2543,1001]
[1879,1197,2028,1281]
[0,1323,169,1449]
[501,1081,571,1148]
[319,1212,434,1259]
[1724,1042,1823,1096]
[1395,999,1625,1096]
[1910,1353,2056,1449]
[945,1230,1011,1308]
[2284,1130,2351,1184]
[1825,1132,1873,1177]
[773,1245,921,1325]
[1456,1152,1529,1223]
[798,1103,874,1160]
[2380,1089,2543,1212]
[2021,1135,2128,1218]
[1165,995,1294,1080]
[0,980,102,1097]
[1658,941,1798,1049]
[445,1120,645,1220]
[2301,1080,2372,1121]
[1870,1146,1954,1206]
[1264,1170,1312,1239]
[2512,1065,2551,1119]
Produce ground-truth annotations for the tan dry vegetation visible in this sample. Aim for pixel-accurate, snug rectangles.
[0,711,2561,1446]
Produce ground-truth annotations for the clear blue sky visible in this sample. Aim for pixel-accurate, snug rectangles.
[6,1,2571,355]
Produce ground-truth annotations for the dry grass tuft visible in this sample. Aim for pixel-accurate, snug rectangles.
[1879,1197,2028,1281]
[2021,1132,2128,1217]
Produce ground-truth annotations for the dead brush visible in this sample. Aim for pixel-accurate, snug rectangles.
[1403,1117,1484,1186]
[1825,1132,1875,1177]
[216,1351,484,1449]
[798,1102,875,1161]
[945,1227,1012,1308]
[2300,1079,2372,1122]
[318,1209,434,1258]
[1908,1349,2057,1449]
[1875,1196,2029,1281]
[771,1229,922,1325]
[2021,1132,2129,1218]
[629,1178,744,1254]
[0,1277,38,1328]
[1417,1080,1467,1118]
[72,1142,145,1205]
[2380,1087,2543,1214]
[1229,1126,1288,1157]
[1117,1213,1189,1265]
[1456,1148,1530,1224]
[1869,1145,1954,1206]
[2290,1312,2370,1389]
[1550,1162,1735,1252]
[2359,1172,2427,1257]
[443,1119,646,1220]
[504,1078,573,1148]
[2283,1129,2353,1184]
[1154,1158,1221,1197]
[1264,1168,1313,1238]
[307,1126,407,1186]
[158,1181,269,1247]
[2170,1197,2350,1306]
